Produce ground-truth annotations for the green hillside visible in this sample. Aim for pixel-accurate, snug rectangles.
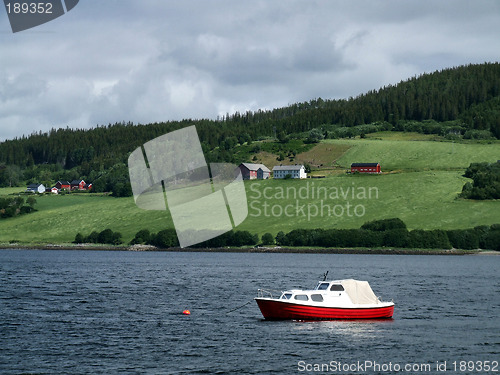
[238,171,499,235]
[0,193,174,244]
[1,135,499,245]
[1,61,499,245]
[330,137,499,172]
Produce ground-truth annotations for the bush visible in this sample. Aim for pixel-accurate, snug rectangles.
[284,229,326,247]
[150,229,179,248]
[0,196,37,219]
[408,230,451,249]
[460,162,500,200]
[231,231,258,247]
[261,233,275,245]
[480,230,500,251]
[97,229,115,244]
[19,205,36,214]
[383,229,409,247]
[275,231,287,246]
[306,128,324,143]
[112,182,133,197]
[361,218,407,231]
[76,229,122,245]
[86,231,99,243]
[446,230,480,250]
[26,197,37,207]
[357,230,384,248]
[74,233,84,244]
[130,229,151,245]
[463,129,493,140]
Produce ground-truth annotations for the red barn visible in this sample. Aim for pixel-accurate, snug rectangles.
[238,163,271,180]
[351,163,381,174]
[55,181,71,190]
[71,180,87,190]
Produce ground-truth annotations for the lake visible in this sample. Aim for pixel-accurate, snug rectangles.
[0,250,498,374]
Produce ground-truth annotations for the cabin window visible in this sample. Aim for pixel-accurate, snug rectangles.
[330,284,344,291]
[281,293,292,300]
[311,294,323,302]
[317,283,330,290]
[294,294,309,301]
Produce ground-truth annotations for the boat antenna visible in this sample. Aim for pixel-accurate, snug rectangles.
[322,271,328,281]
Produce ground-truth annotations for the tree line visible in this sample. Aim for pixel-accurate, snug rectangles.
[1,63,499,193]
[272,218,500,251]
[78,218,499,251]
[1,63,499,169]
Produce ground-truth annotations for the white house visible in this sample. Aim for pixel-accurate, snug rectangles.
[272,165,307,179]
[26,183,46,194]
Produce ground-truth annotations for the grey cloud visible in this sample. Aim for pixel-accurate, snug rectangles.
[0,0,499,141]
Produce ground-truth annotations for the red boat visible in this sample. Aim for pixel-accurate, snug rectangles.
[255,279,394,320]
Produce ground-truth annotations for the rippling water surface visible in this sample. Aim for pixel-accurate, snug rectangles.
[0,250,498,374]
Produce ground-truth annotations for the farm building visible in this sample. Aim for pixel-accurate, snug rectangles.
[26,183,46,194]
[45,187,59,194]
[238,163,271,180]
[71,180,90,191]
[53,180,92,192]
[55,181,71,190]
[272,165,307,179]
[351,163,381,174]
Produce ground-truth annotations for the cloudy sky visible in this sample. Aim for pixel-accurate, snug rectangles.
[0,0,499,141]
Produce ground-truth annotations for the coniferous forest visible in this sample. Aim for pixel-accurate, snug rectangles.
[0,62,499,192]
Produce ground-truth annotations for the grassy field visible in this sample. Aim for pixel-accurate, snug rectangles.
[1,133,499,244]
[0,192,174,244]
[327,136,499,171]
[237,171,500,235]
[1,171,499,244]
[294,143,351,169]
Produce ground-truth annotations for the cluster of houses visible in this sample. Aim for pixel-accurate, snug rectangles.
[238,162,381,180]
[26,163,382,193]
[26,180,92,194]
[238,163,307,180]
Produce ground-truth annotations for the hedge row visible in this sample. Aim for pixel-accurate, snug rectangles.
[78,218,500,250]
[129,229,259,249]
[275,220,500,250]
[74,228,123,245]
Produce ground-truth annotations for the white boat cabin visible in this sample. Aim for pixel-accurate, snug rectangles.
[278,279,382,307]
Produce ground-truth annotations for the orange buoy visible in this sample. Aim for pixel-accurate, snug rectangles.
[182,309,191,315]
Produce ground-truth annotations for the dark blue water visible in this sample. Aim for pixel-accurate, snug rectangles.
[0,250,498,374]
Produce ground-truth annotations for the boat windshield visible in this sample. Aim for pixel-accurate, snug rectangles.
[316,282,330,290]
[281,293,292,300]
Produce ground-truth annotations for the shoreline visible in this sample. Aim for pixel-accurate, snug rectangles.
[1,243,497,255]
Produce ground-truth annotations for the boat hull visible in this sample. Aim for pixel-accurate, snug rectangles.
[255,298,394,320]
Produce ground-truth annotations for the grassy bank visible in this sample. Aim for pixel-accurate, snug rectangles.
[0,243,485,255]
